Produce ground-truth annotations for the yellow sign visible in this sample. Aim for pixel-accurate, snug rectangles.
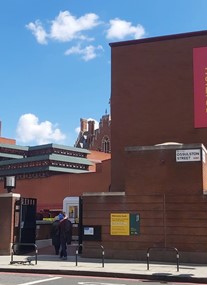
[110,213,130,235]
[68,205,79,223]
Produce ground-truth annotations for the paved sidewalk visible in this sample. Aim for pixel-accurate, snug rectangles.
[0,253,207,283]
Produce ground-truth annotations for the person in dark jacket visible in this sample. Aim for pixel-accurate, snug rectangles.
[59,213,72,260]
[50,216,60,255]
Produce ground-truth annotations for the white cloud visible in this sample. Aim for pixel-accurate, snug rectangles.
[65,44,103,61]
[106,18,145,40]
[50,11,100,42]
[26,20,48,45]
[26,11,100,44]
[16,113,66,145]
[26,11,146,60]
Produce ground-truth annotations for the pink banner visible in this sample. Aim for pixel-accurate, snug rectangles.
[193,47,207,128]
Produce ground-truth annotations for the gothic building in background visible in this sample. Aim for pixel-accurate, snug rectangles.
[74,113,111,153]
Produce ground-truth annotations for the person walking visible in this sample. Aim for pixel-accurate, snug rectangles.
[59,213,72,260]
[50,216,60,255]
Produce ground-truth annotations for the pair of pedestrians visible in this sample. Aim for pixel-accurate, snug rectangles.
[51,213,72,260]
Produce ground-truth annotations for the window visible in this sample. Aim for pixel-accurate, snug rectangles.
[102,136,111,153]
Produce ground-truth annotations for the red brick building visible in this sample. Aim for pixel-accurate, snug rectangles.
[75,113,111,153]
[81,30,207,263]
[0,143,111,213]
[110,31,207,192]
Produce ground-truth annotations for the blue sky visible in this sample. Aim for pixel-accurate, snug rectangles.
[1,0,207,146]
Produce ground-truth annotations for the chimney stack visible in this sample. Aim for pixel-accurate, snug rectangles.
[80,118,87,132]
[88,120,95,135]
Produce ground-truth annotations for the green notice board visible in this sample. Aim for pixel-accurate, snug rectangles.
[130,213,140,235]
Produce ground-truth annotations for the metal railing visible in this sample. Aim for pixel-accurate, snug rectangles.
[146,247,179,272]
[10,243,38,265]
[75,244,105,267]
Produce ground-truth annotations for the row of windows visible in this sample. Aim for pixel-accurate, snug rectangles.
[54,148,86,158]
[0,171,50,181]
[0,159,88,172]
[0,147,27,156]
[17,171,50,180]
[0,160,49,170]
[0,147,87,162]
[50,160,87,170]
[28,148,86,158]
[28,148,53,156]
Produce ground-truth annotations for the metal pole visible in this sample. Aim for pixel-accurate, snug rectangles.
[176,253,179,272]
[101,246,104,268]
[35,244,38,265]
[75,247,79,266]
[147,251,150,270]
[10,244,14,264]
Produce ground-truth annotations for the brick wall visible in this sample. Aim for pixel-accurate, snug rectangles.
[0,193,20,254]
[82,144,207,263]
[0,137,16,145]
[110,32,207,192]
[90,115,111,152]
[0,159,111,212]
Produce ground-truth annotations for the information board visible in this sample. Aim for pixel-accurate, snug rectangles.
[110,213,140,236]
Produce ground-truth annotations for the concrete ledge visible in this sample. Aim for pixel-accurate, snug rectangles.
[0,193,20,198]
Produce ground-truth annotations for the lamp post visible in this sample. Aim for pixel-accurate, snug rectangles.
[4,176,16,193]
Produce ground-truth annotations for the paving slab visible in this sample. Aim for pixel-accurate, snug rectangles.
[0,254,207,283]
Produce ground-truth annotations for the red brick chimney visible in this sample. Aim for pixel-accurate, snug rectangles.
[88,120,95,135]
[80,118,87,132]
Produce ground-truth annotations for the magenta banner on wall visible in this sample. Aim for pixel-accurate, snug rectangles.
[193,47,207,128]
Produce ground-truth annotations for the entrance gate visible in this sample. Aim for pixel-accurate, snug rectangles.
[13,197,37,253]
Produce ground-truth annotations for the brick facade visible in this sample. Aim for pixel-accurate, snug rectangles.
[0,137,16,145]
[0,155,111,213]
[110,31,207,191]
[81,31,207,263]
[75,114,111,153]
